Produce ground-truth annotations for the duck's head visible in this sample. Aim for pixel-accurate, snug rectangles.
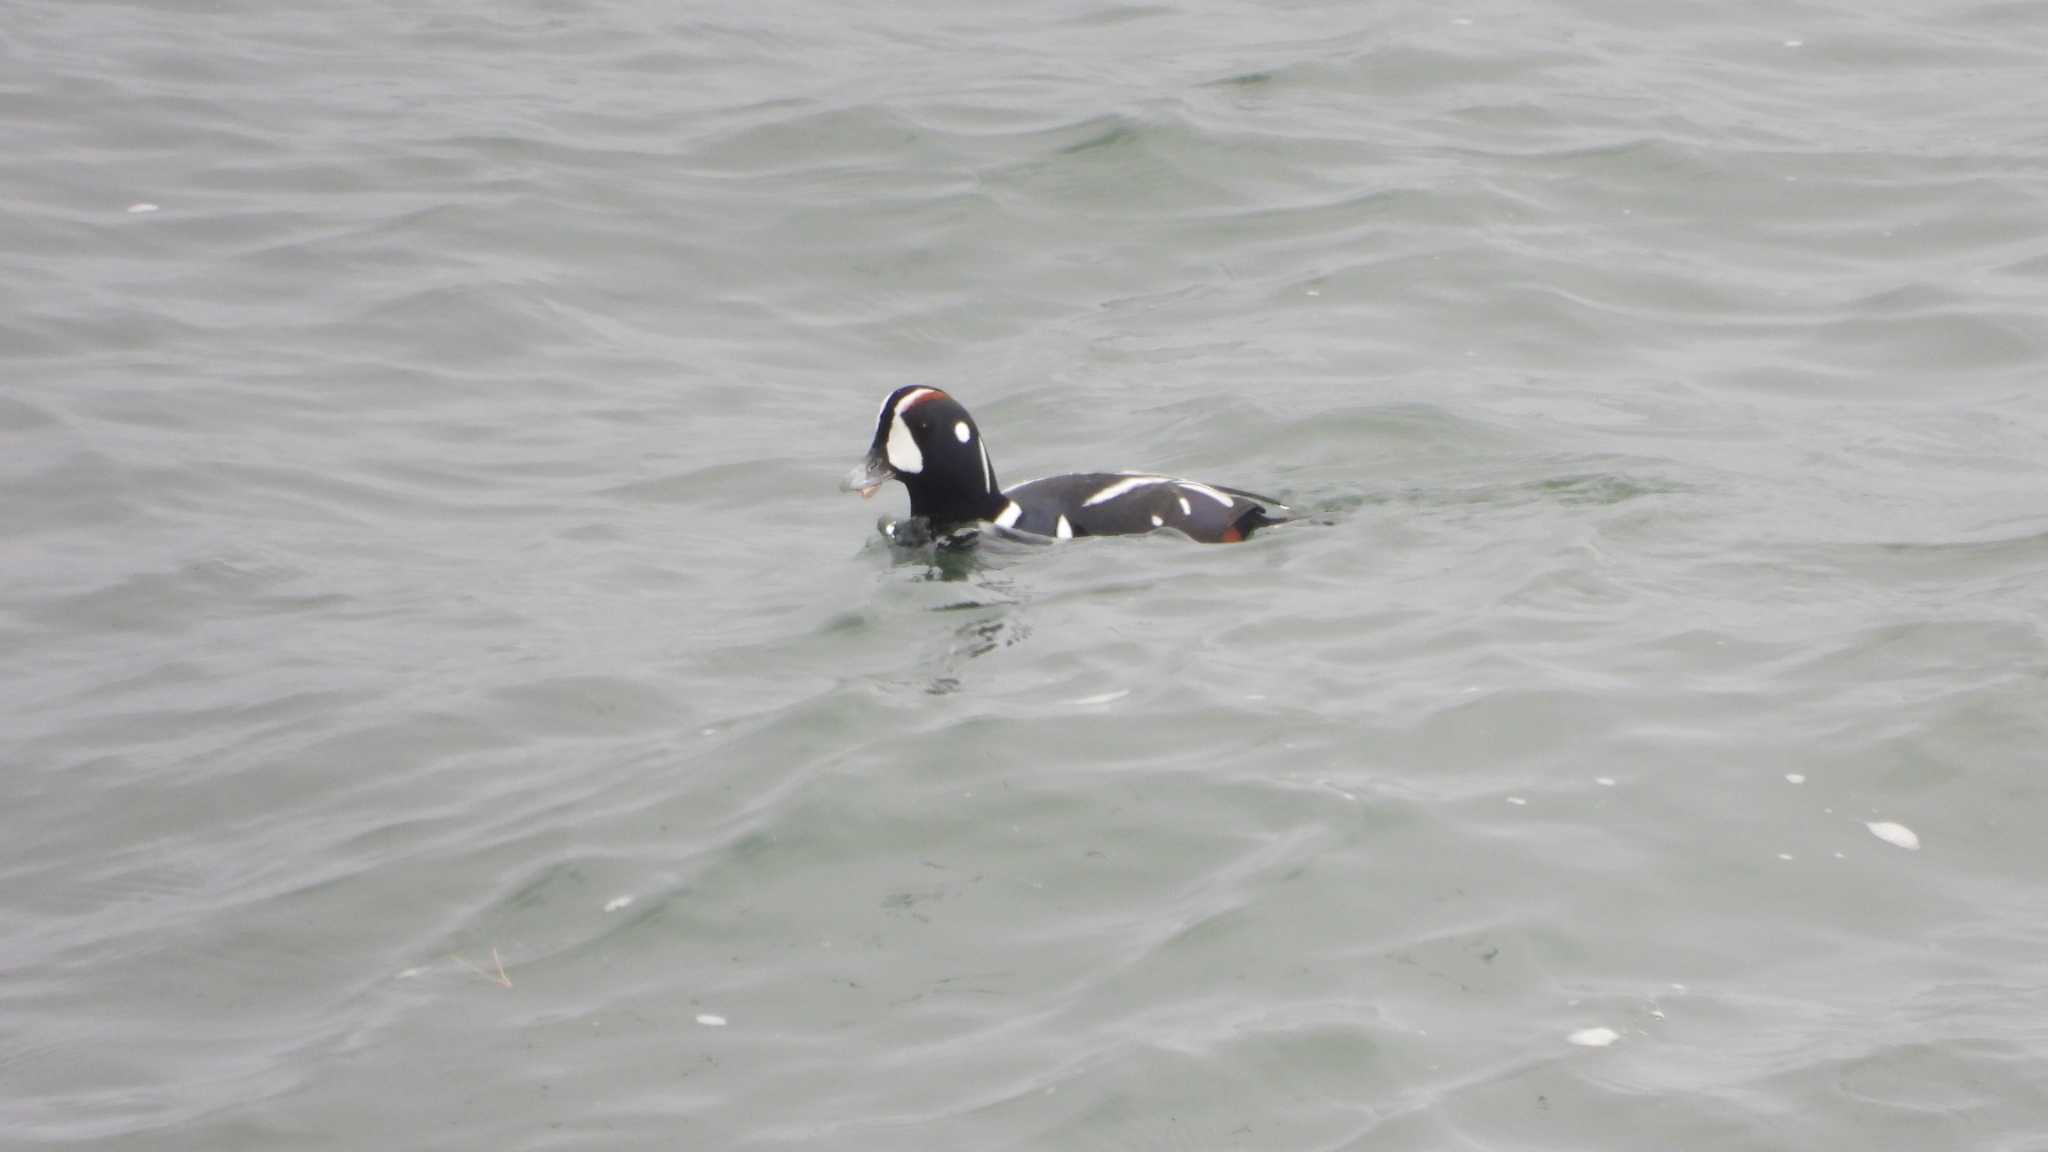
[842,386,1003,527]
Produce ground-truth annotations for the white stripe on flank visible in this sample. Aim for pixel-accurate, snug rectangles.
[1174,480,1235,508]
[1055,514,1073,539]
[993,501,1022,529]
[1081,475,1172,507]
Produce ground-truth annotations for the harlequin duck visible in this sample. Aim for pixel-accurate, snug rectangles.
[841,386,1290,544]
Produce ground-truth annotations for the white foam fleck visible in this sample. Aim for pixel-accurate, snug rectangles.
[604,895,634,912]
[1305,287,1320,296]
[1784,38,1804,47]
[1866,821,1920,851]
[1506,796,1527,806]
[1321,780,1357,801]
[1785,773,1806,784]
[1568,1027,1619,1047]
[1072,690,1128,706]
[1595,777,1616,787]
[696,1014,727,1027]
[396,966,427,980]
[1650,1009,1665,1019]
[126,202,159,213]
[1777,853,1794,861]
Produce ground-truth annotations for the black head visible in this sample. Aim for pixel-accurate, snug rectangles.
[842,386,1004,528]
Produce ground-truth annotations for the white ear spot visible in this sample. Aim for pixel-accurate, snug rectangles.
[1055,514,1073,540]
[1150,514,1164,528]
[886,411,923,474]
[1177,496,1192,516]
[954,420,971,443]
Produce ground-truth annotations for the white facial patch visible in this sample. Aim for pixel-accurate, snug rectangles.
[886,410,923,474]
[954,420,971,443]
[1082,475,1171,507]
[1055,514,1073,540]
[994,501,1022,528]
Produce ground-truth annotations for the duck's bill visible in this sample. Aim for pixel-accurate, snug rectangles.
[841,457,893,500]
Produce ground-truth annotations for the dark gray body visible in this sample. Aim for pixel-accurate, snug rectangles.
[998,473,1288,543]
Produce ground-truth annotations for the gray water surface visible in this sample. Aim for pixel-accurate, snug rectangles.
[6,1,2048,1148]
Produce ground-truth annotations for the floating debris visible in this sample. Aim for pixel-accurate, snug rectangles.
[1866,821,1920,851]
[452,947,513,989]
[604,895,634,912]
[1568,1027,1619,1047]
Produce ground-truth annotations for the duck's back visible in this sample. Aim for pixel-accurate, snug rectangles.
[996,473,1289,543]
